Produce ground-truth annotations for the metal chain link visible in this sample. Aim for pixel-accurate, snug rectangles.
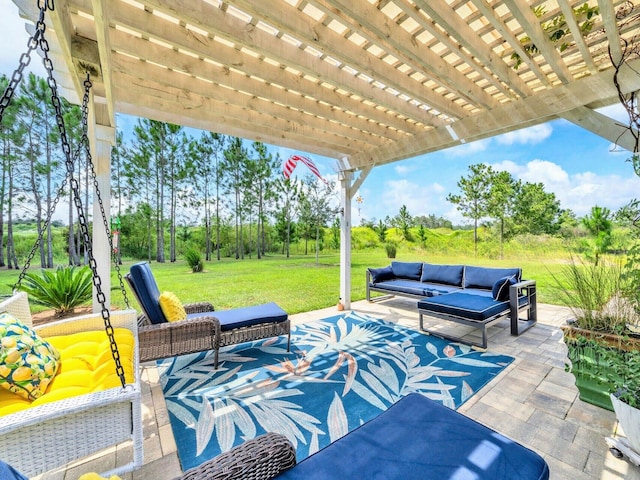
[38,7,126,388]
[9,3,67,291]
[0,5,45,125]
[78,76,131,309]
[2,0,126,387]
[13,172,71,291]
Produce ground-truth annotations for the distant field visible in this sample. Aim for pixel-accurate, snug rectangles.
[0,249,574,315]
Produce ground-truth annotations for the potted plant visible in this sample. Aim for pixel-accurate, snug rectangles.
[553,255,640,410]
[608,348,640,453]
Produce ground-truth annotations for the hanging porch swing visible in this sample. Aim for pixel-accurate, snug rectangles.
[0,1,142,477]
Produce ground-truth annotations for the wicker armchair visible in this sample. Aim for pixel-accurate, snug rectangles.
[178,432,296,480]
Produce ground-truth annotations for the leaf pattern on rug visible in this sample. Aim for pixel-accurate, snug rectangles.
[158,311,514,471]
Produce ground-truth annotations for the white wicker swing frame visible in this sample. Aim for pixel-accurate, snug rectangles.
[0,292,144,478]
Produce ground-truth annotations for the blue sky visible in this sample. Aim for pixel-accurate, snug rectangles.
[3,2,639,226]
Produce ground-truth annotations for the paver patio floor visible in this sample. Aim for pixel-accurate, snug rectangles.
[36,299,640,480]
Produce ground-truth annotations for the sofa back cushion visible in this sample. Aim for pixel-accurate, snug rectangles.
[420,263,464,286]
[390,261,423,280]
[464,266,522,290]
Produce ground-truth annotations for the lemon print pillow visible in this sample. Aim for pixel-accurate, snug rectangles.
[0,312,60,401]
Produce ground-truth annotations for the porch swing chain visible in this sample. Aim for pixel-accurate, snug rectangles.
[78,81,131,310]
[1,0,126,388]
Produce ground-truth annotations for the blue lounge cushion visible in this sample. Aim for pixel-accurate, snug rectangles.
[188,302,287,331]
[368,266,394,283]
[276,393,549,480]
[420,263,464,286]
[492,275,517,301]
[421,283,462,296]
[129,262,167,324]
[417,292,527,322]
[390,261,423,280]
[464,266,522,290]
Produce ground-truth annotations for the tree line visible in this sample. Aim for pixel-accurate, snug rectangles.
[2,73,635,269]
[1,73,343,268]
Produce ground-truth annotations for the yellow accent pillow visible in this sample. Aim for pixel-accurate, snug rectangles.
[159,291,187,322]
[0,313,60,401]
[78,474,122,480]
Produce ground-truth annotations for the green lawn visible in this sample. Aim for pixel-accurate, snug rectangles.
[0,251,571,315]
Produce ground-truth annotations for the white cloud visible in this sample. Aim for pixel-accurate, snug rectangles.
[496,124,553,145]
[394,164,414,175]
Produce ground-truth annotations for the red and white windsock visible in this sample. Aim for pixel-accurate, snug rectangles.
[283,154,328,184]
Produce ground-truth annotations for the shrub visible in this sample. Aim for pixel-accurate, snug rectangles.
[185,248,204,272]
[384,242,397,259]
[551,255,632,333]
[18,265,93,316]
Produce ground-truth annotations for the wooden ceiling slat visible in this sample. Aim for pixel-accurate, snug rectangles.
[109,29,418,140]
[299,0,496,113]
[111,53,391,147]
[112,70,367,155]
[349,57,640,168]
[231,0,486,116]
[135,0,446,128]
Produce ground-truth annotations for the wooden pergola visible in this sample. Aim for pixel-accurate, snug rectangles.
[11,0,640,308]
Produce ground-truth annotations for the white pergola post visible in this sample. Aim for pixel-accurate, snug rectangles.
[339,171,353,310]
[88,102,115,311]
[339,165,372,310]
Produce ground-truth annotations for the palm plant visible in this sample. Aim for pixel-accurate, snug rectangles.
[185,248,204,272]
[18,265,93,316]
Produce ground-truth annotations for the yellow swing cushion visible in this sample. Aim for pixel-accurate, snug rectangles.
[0,321,135,417]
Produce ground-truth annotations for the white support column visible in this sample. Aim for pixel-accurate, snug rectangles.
[88,111,115,311]
[339,171,353,310]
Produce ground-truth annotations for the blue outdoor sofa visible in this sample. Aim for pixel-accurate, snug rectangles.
[178,393,550,480]
[367,261,537,348]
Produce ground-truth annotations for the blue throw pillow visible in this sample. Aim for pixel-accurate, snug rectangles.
[390,261,423,280]
[492,275,517,301]
[368,266,394,283]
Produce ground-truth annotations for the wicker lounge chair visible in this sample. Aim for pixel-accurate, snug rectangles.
[125,262,290,367]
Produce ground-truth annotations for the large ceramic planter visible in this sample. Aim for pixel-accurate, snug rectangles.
[611,393,640,452]
[562,326,640,412]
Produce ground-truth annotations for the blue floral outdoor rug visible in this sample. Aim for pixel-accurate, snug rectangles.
[158,311,514,471]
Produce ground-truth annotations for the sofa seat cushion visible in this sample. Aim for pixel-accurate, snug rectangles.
[188,302,287,331]
[420,283,462,296]
[420,263,464,286]
[463,266,522,290]
[276,393,549,480]
[371,279,430,297]
[418,292,527,322]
